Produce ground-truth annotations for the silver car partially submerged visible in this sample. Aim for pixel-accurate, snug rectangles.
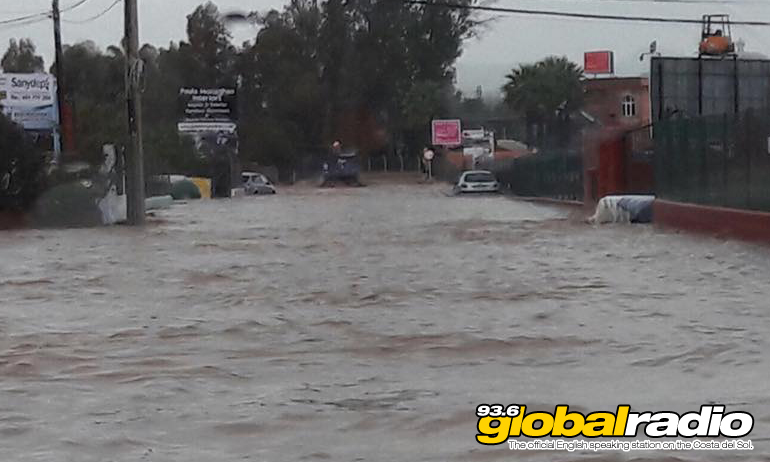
[242,172,277,195]
[453,170,500,194]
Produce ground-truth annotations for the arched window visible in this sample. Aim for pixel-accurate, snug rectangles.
[622,95,637,117]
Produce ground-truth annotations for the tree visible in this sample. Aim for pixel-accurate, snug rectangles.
[347,0,481,157]
[186,2,236,86]
[237,0,481,166]
[0,0,483,178]
[318,0,351,141]
[1,39,45,73]
[301,0,480,160]
[56,41,126,162]
[503,56,583,147]
[236,2,324,170]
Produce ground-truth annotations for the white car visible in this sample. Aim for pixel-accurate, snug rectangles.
[453,170,500,194]
[242,172,277,195]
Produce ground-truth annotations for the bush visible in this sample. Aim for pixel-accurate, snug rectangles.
[0,113,46,211]
[29,180,104,228]
[170,179,202,200]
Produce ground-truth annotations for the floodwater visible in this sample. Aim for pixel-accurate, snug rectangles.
[1,177,769,461]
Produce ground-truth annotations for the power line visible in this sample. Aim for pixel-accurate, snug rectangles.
[0,0,91,27]
[404,0,770,26]
[0,0,100,30]
[61,0,92,13]
[544,0,767,4]
[0,11,49,26]
[0,17,50,29]
[62,0,122,24]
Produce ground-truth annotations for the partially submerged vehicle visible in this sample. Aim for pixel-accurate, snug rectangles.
[242,172,277,195]
[320,151,363,187]
[453,170,500,194]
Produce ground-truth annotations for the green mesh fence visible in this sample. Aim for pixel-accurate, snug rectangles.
[655,108,770,212]
[495,151,583,201]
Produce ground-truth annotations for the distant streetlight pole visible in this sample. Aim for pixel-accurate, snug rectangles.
[125,0,145,225]
[639,40,660,62]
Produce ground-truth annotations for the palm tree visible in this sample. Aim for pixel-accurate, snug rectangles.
[502,56,583,147]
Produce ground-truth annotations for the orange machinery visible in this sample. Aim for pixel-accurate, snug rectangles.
[699,14,735,56]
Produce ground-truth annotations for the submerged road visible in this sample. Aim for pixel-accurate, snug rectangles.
[1,177,768,461]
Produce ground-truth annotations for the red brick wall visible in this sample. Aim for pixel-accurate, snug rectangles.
[583,78,651,129]
[0,211,27,230]
[654,200,770,244]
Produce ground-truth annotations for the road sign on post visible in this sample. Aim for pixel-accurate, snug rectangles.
[432,119,462,146]
[423,148,435,180]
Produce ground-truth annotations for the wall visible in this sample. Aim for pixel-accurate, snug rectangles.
[654,199,770,244]
[0,211,26,230]
[583,77,651,129]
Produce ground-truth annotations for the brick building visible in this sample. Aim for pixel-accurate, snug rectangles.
[583,77,651,128]
[582,77,654,202]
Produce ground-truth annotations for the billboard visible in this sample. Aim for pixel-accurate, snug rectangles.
[0,73,58,130]
[1,105,58,131]
[584,51,614,75]
[650,56,770,120]
[432,119,462,146]
[177,87,240,196]
[179,87,237,123]
[0,74,56,106]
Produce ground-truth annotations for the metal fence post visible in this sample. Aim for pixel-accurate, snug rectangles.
[679,118,690,203]
[745,109,753,209]
[722,113,729,206]
[694,118,704,204]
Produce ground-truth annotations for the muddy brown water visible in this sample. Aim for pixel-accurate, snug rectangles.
[1,181,769,461]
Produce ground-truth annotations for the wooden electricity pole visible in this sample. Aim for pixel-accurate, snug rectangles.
[52,0,66,157]
[125,0,145,225]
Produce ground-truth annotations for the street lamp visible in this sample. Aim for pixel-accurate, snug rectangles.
[221,11,259,26]
[639,40,661,61]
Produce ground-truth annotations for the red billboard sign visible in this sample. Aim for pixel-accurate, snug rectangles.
[432,119,462,146]
[584,51,614,75]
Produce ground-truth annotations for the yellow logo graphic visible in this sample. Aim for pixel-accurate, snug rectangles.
[476,404,753,445]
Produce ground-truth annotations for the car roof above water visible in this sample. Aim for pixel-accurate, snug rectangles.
[463,170,493,175]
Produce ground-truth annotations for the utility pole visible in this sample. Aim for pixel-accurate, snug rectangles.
[125,0,145,225]
[52,0,65,159]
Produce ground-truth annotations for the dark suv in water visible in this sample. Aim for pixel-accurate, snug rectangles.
[320,151,363,187]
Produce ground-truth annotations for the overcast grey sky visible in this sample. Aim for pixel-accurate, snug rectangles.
[2,0,769,98]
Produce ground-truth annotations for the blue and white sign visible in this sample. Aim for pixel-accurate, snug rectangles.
[1,104,58,130]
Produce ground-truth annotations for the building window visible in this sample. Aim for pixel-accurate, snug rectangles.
[622,95,636,117]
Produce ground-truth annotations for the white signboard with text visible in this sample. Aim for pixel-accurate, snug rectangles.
[0,74,56,107]
[0,73,58,130]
